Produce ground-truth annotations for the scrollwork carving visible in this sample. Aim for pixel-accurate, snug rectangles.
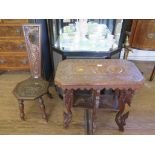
[23,24,41,78]
[115,89,135,131]
[63,89,73,128]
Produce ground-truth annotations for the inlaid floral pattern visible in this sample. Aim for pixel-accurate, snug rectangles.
[55,59,144,90]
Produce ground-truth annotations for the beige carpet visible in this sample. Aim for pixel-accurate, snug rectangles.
[0,62,155,135]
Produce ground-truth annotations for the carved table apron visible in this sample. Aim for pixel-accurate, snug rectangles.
[55,59,144,133]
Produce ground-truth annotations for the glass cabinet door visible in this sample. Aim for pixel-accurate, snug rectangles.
[52,19,123,52]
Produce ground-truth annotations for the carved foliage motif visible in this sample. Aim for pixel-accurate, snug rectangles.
[63,89,73,128]
[55,59,144,90]
[115,89,135,131]
[23,25,41,78]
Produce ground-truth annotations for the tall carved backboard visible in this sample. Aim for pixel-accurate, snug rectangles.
[23,24,41,78]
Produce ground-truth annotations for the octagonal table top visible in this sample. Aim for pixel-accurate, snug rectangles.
[55,59,144,90]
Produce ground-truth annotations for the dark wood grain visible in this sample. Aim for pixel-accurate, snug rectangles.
[130,20,155,50]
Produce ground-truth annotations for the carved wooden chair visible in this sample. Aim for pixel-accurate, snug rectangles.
[13,24,52,122]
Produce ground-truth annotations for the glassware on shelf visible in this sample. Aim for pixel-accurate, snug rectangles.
[56,20,119,51]
[75,19,88,38]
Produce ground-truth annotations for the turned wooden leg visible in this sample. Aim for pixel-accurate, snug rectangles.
[63,89,73,128]
[18,99,25,121]
[47,90,53,99]
[85,109,91,135]
[92,90,98,134]
[115,89,134,131]
[38,97,48,122]
[86,89,98,135]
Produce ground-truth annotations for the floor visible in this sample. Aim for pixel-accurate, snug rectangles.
[0,61,155,135]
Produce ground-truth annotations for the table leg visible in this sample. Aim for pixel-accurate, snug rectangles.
[85,109,93,135]
[149,66,155,81]
[18,99,25,121]
[92,90,98,133]
[86,90,100,135]
[38,97,48,122]
[63,89,73,128]
[115,89,134,131]
[85,90,97,135]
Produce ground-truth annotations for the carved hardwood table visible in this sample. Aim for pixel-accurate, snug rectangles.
[55,59,144,133]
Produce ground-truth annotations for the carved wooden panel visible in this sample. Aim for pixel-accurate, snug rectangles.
[23,24,41,78]
[55,59,144,90]
[0,26,23,37]
[130,19,155,50]
[0,39,26,52]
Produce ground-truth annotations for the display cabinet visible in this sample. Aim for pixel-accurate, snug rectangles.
[48,19,128,75]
